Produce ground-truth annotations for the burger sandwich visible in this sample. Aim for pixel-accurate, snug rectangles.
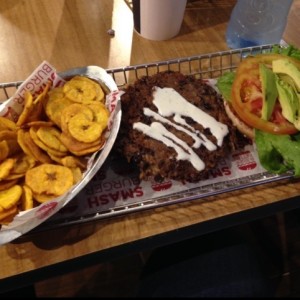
[217,45,300,175]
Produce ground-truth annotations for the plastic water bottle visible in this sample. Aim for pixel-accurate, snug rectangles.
[226,0,293,49]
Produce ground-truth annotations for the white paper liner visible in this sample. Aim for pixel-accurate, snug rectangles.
[46,143,268,223]
[0,61,122,245]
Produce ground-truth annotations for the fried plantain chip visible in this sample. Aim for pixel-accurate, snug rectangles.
[21,121,55,129]
[0,185,22,212]
[25,164,74,196]
[75,76,105,102]
[25,81,52,124]
[0,116,17,131]
[0,130,22,157]
[0,130,17,140]
[61,156,87,169]
[25,100,45,124]
[68,113,103,143]
[46,152,63,165]
[0,179,18,191]
[11,153,36,174]
[36,126,68,153]
[17,128,35,158]
[70,167,82,184]
[20,185,33,211]
[33,192,57,203]
[33,81,52,105]
[16,90,33,126]
[59,131,104,156]
[0,205,18,224]
[29,126,67,158]
[4,173,25,180]
[86,101,110,128]
[0,158,15,180]
[60,103,94,134]
[18,129,52,163]
[63,76,104,104]
[45,86,64,104]
[0,140,9,161]
[45,95,73,127]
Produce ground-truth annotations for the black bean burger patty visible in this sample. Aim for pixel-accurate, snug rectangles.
[116,71,250,183]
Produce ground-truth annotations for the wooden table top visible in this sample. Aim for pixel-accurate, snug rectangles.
[1,0,300,286]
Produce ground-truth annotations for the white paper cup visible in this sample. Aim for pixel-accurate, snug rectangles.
[133,0,187,41]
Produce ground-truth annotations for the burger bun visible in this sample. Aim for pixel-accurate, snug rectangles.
[224,101,255,140]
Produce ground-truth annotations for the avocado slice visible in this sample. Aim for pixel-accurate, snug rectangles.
[272,59,300,91]
[260,63,278,121]
[272,59,300,130]
[280,73,300,120]
[275,75,299,124]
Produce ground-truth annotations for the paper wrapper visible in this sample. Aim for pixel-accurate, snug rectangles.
[0,61,122,245]
[46,143,267,225]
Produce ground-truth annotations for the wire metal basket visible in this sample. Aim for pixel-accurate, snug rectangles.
[3,44,294,235]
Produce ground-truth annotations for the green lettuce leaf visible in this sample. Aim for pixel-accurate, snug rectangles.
[215,72,235,102]
[271,44,300,60]
[255,129,300,176]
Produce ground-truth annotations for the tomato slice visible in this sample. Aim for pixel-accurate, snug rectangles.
[231,54,300,135]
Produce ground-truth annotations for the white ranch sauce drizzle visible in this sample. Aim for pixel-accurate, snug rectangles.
[133,86,229,171]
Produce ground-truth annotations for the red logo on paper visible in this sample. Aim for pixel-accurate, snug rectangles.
[35,201,58,220]
[232,150,257,171]
[2,106,19,122]
[151,180,172,192]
